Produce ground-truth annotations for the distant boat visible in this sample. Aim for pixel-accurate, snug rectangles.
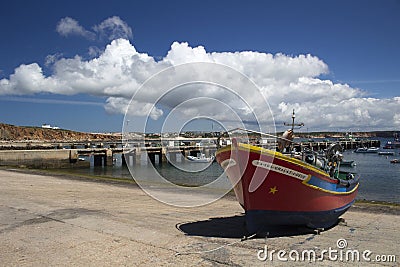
[187,153,214,163]
[378,151,395,156]
[390,159,400,164]
[338,132,359,142]
[354,147,379,153]
[383,144,395,149]
[383,133,400,149]
[383,141,400,149]
[341,160,356,167]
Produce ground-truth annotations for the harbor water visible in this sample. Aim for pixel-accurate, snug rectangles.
[66,137,400,204]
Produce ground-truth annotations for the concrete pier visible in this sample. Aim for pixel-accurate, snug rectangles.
[0,169,398,266]
[0,149,79,168]
[92,149,114,167]
[0,138,381,168]
[0,148,117,168]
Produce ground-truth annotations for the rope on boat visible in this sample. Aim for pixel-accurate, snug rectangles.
[174,233,257,256]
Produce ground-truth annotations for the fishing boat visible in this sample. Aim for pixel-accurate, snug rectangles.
[354,147,379,153]
[187,153,214,163]
[215,111,359,233]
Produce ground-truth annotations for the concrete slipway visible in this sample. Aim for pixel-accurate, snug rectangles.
[0,169,398,266]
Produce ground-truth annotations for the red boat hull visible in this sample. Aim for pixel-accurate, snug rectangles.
[216,140,359,233]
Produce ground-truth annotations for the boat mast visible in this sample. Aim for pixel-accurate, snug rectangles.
[227,110,304,145]
[284,109,304,131]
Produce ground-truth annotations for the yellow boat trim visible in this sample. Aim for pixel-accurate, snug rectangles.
[216,143,330,177]
[301,175,359,195]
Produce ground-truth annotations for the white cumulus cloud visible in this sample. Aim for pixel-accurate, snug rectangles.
[56,17,96,40]
[0,34,399,131]
[93,16,133,41]
[56,16,132,41]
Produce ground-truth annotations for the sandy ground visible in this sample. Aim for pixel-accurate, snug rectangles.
[0,169,398,266]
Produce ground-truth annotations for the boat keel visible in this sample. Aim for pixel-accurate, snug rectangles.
[245,203,352,234]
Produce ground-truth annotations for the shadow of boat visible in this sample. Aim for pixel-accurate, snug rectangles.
[176,214,333,239]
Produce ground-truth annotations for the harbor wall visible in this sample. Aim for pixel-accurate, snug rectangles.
[0,149,79,168]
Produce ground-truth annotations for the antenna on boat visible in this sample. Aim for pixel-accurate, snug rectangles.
[284,109,304,131]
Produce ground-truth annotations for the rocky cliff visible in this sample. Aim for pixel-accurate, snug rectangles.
[0,123,120,142]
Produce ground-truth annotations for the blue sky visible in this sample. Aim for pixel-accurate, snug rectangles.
[0,0,399,133]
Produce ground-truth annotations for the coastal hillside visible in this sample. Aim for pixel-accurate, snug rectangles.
[0,123,120,142]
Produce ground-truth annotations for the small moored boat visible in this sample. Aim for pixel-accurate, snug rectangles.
[390,159,400,164]
[378,151,395,156]
[187,153,214,163]
[341,160,356,167]
[355,147,379,153]
[384,133,400,149]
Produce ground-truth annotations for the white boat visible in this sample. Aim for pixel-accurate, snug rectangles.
[378,151,395,156]
[187,153,214,163]
[354,147,379,153]
[341,160,356,167]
